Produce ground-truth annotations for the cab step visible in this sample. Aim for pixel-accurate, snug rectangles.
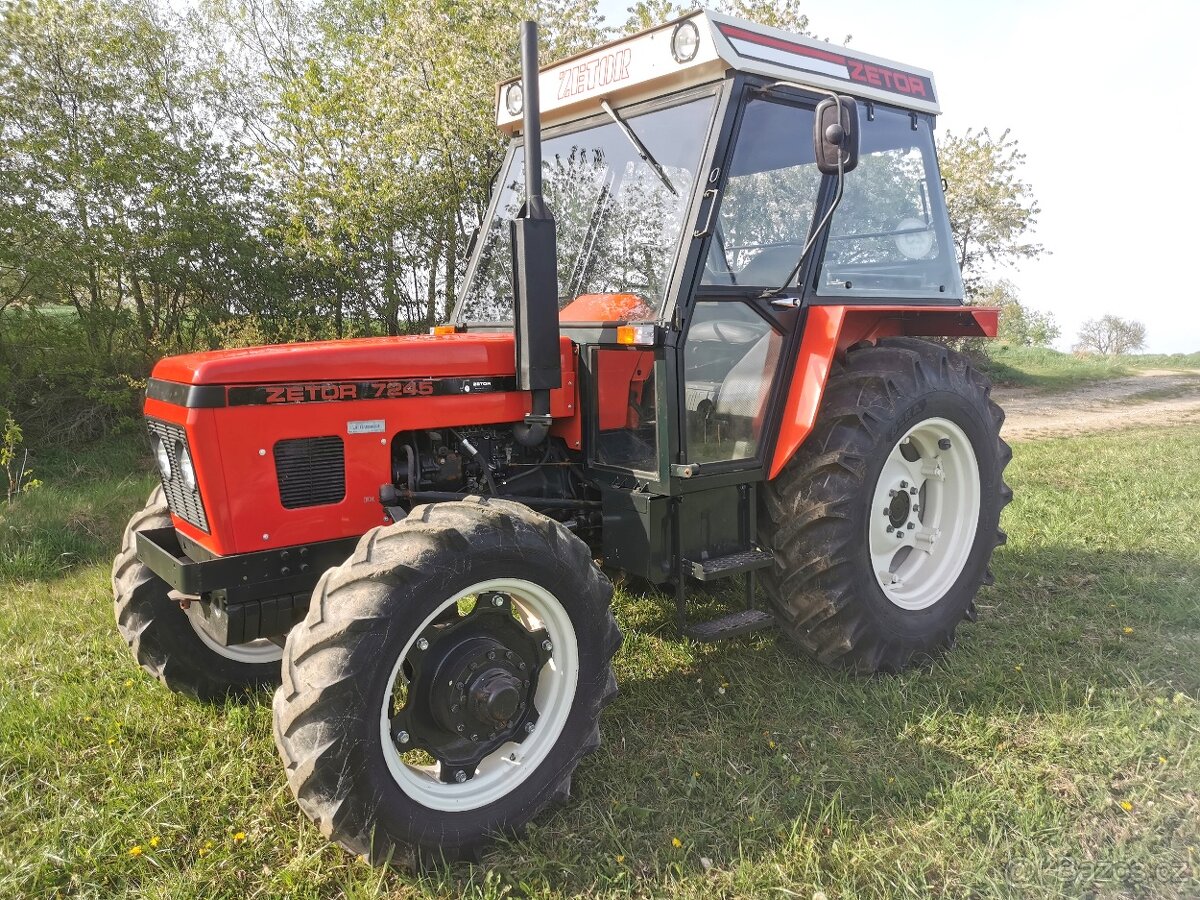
[683,608,775,643]
[685,548,775,582]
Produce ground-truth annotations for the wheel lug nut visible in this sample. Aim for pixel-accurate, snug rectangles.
[938,438,951,450]
[541,640,553,653]
[416,638,429,651]
[491,594,505,607]
[396,730,410,744]
[524,722,535,734]
[886,525,894,533]
[889,489,897,497]
[454,770,467,783]
[487,650,496,660]
[900,480,908,489]
[909,487,918,495]
[471,733,479,742]
[518,661,526,670]
[456,724,465,732]
[450,703,459,712]
[896,531,903,539]
[882,508,890,516]
[456,682,464,691]
[907,522,915,530]
[912,505,920,513]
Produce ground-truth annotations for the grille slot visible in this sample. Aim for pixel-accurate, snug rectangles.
[274,437,346,509]
[146,419,209,531]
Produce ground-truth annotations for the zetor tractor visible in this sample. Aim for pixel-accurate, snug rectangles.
[113,12,1010,864]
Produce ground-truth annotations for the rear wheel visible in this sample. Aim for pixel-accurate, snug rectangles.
[761,338,1011,673]
[272,497,621,865]
[112,487,283,699]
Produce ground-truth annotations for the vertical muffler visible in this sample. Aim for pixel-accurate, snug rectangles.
[511,20,561,447]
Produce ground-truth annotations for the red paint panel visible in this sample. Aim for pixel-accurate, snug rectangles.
[558,293,654,322]
[146,336,581,556]
[768,305,997,479]
[153,332,533,385]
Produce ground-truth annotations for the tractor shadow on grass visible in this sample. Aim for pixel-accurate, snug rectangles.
[485,543,1200,883]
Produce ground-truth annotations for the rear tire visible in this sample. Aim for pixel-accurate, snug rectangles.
[112,486,283,699]
[761,338,1011,673]
[272,497,621,866]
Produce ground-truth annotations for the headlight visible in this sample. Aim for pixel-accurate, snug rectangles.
[505,82,523,117]
[178,445,197,492]
[671,20,700,63]
[153,436,172,480]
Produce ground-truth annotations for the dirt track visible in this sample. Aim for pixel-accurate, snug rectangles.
[993,369,1200,440]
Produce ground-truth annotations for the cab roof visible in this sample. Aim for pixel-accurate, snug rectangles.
[495,9,940,134]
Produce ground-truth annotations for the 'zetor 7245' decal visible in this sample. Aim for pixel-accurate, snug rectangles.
[225,376,518,406]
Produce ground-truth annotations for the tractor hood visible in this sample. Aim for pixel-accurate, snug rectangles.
[152,333,573,386]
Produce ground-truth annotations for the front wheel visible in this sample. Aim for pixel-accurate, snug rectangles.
[761,337,1012,673]
[112,487,283,699]
[272,497,621,865]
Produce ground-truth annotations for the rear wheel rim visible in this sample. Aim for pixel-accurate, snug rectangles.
[379,577,579,812]
[869,417,981,610]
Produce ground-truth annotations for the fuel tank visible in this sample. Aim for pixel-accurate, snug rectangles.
[143,333,578,556]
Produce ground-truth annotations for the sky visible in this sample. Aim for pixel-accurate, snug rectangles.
[597,0,1200,353]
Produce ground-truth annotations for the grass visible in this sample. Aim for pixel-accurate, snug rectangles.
[979,344,1200,392]
[2,427,1199,898]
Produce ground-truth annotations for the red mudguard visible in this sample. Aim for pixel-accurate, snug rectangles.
[768,305,998,479]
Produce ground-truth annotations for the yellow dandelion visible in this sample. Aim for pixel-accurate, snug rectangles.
[1123,627,1134,635]
[1119,800,1133,812]
[693,770,701,778]
[748,815,755,822]
[204,840,214,849]
[1014,665,1022,672]
[106,738,115,745]
[128,845,143,858]
[124,679,134,687]
[1159,756,1168,765]
[83,716,93,723]
[233,831,246,843]
[671,837,682,848]
[198,847,210,858]
[149,836,160,848]
[615,854,625,863]
[768,740,777,749]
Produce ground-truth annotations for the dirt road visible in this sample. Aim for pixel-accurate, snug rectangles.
[993,369,1200,440]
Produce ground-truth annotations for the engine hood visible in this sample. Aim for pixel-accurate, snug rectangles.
[152,333,559,385]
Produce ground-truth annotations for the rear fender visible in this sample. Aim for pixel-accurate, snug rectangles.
[768,305,998,479]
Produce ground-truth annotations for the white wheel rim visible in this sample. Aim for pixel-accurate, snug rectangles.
[185,607,284,664]
[379,578,579,812]
[868,417,981,610]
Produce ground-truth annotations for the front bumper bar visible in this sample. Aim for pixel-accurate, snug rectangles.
[135,527,358,643]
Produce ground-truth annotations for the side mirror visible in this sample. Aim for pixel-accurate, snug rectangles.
[814,96,859,176]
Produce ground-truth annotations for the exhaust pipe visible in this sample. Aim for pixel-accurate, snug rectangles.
[511,19,561,447]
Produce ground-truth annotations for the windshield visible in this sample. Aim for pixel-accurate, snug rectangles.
[458,94,716,323]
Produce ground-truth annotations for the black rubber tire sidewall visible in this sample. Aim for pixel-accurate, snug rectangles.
[850,389,1003,642]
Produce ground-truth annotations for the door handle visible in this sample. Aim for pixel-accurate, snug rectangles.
[769,297,803,309]
[692,189,720,238]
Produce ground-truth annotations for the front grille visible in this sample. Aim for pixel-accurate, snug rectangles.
[274,436,346,509]
[146,419,209,531]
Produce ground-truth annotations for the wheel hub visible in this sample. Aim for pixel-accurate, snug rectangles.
[887,489,912,529]
[388,592,550,781]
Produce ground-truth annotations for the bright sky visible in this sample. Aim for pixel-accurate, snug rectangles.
[596,0,1200,353]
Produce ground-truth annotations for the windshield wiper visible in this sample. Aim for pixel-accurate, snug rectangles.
[600,99,677,197]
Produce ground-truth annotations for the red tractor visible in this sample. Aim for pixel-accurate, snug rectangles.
[113,12,1010,865]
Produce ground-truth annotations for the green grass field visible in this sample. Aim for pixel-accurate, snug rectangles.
[2,426,1199,899]
[979,344,1200,391]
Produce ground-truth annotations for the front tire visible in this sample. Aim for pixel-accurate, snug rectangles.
[112,487,283,699]
[272,497,621,865]
[762,337,1011,673]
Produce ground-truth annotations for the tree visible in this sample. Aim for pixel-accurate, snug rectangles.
[623,0,811,36]
[971,280,1059,347]
[1074,315,1147,357]
[938,128,1044,296]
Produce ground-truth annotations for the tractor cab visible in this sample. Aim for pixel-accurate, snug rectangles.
[452,10,976,600]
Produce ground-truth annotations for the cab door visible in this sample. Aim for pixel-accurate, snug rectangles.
[679,88,826,475]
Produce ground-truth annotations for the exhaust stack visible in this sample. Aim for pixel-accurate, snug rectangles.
[511,20,560,447]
